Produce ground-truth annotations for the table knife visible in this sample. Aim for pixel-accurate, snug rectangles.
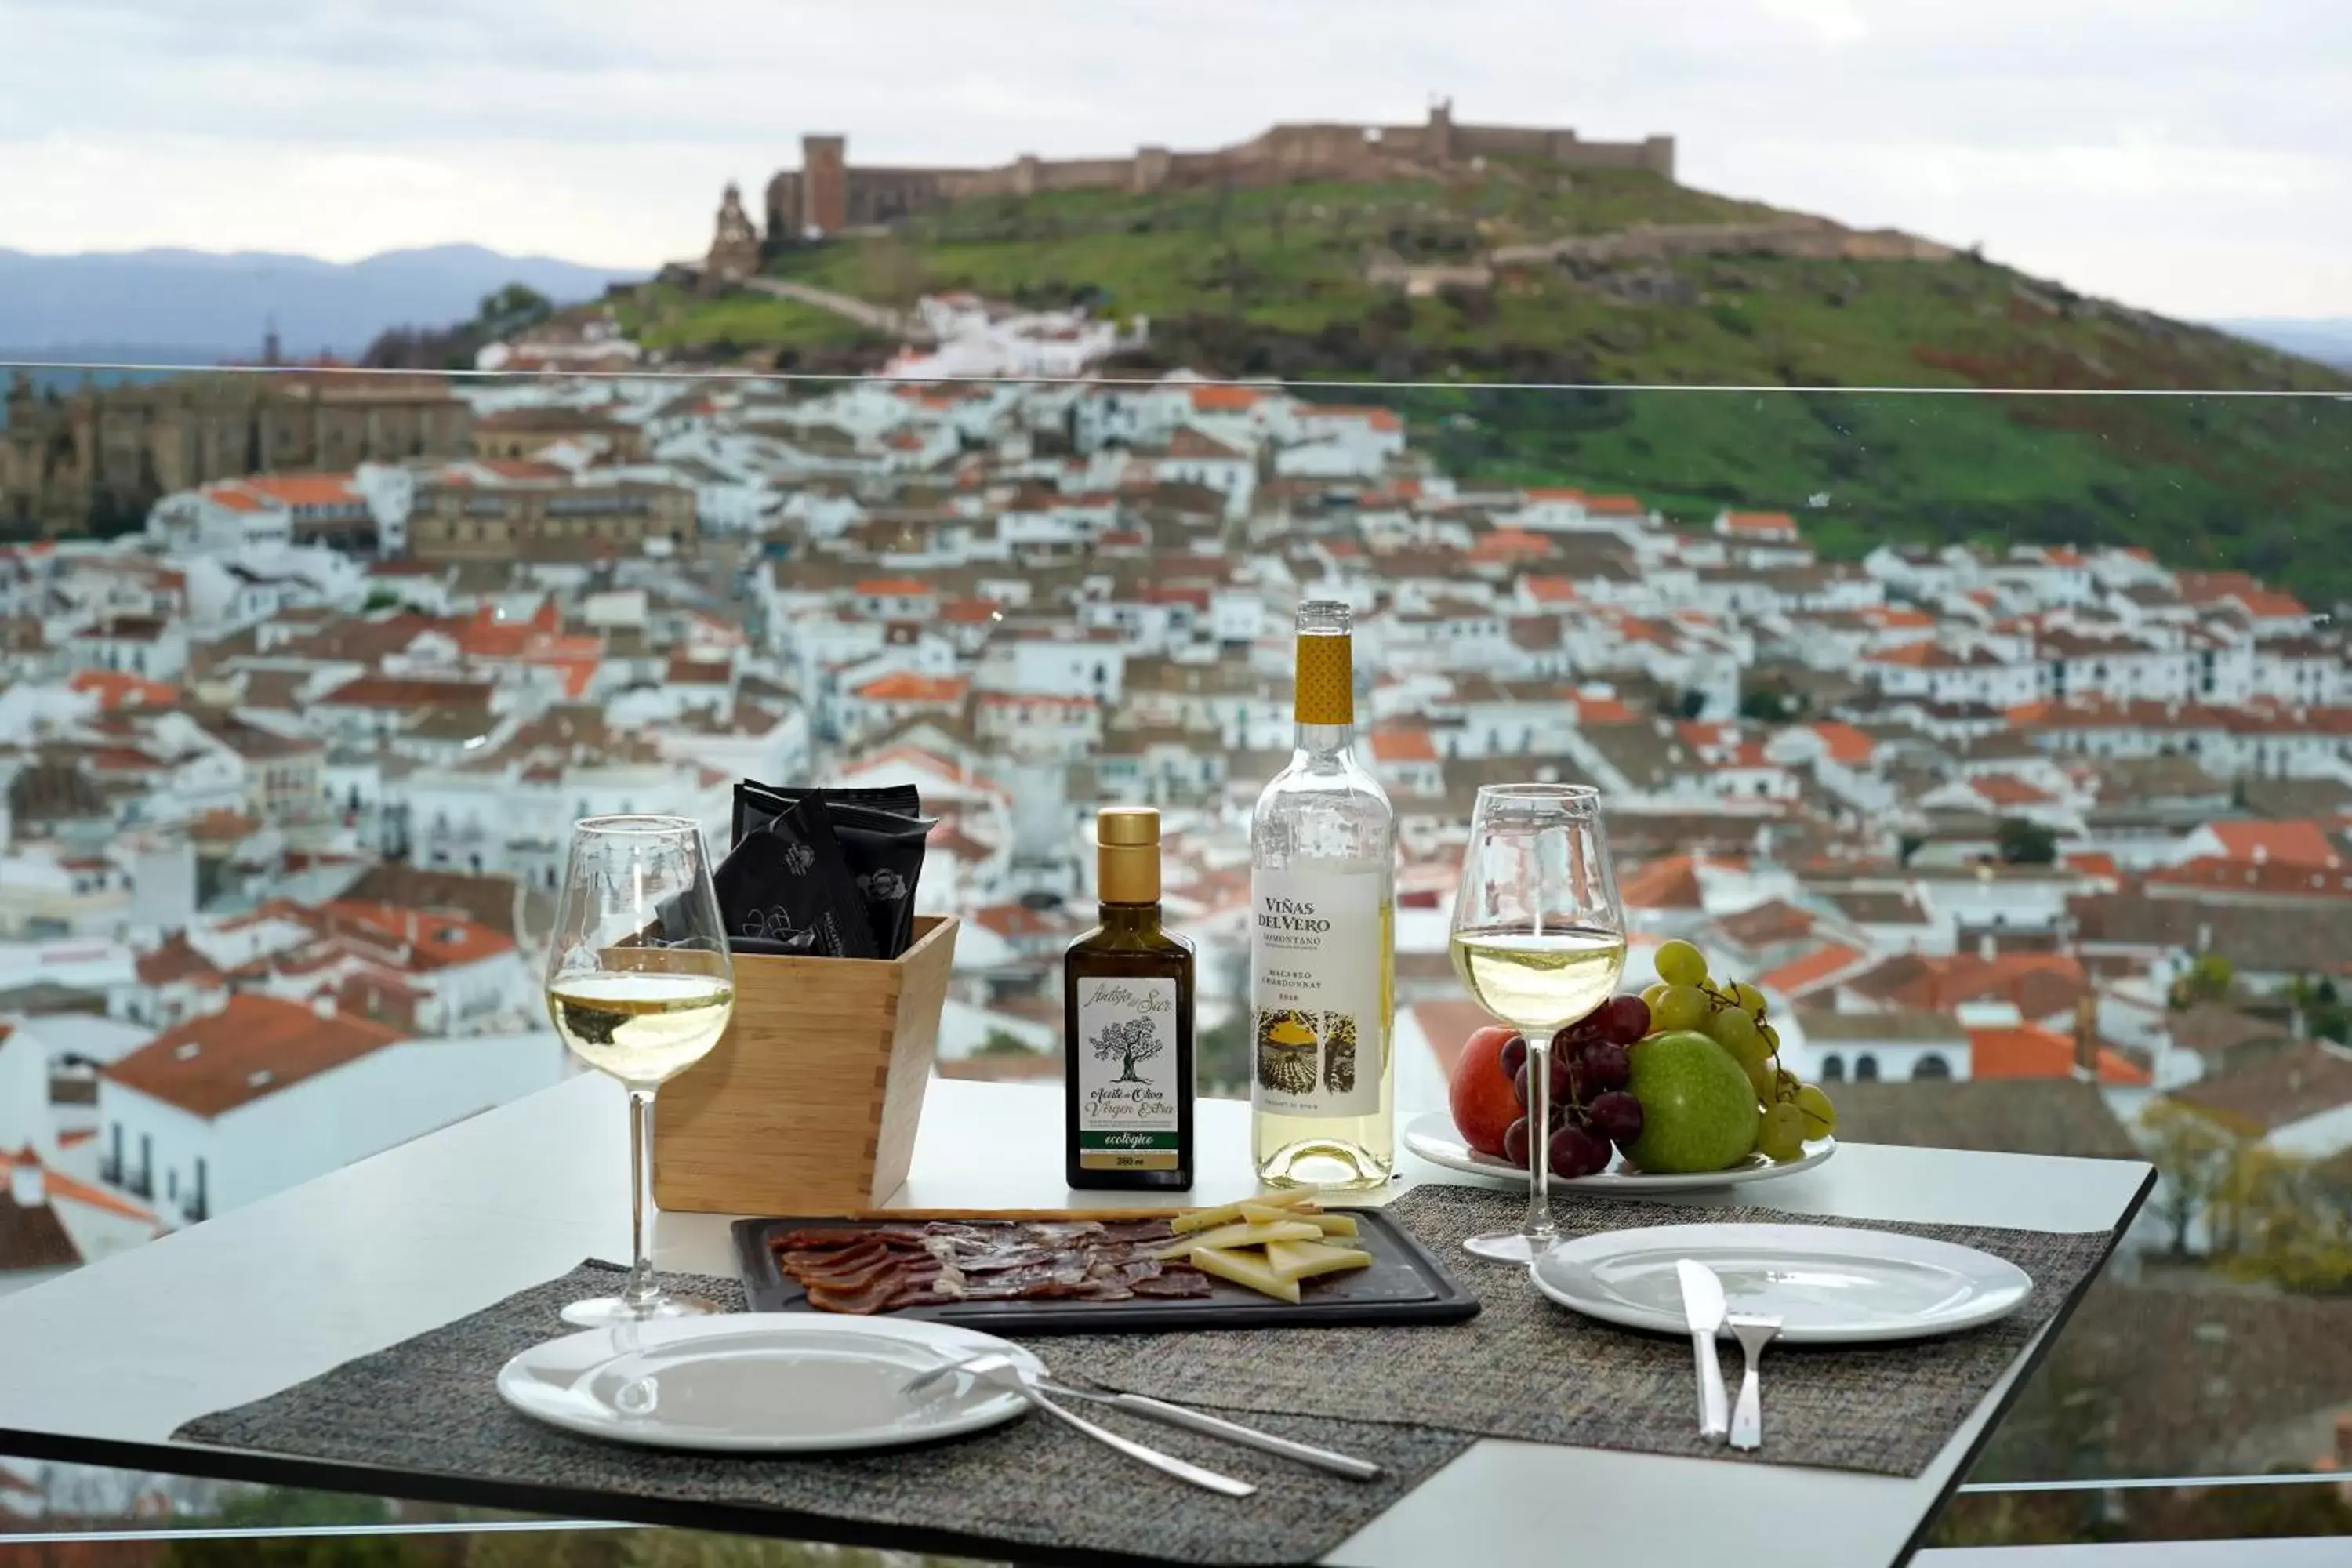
[1676,1258,1730,1443]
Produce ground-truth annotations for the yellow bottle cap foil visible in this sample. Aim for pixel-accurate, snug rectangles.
[1294,629,1354,726]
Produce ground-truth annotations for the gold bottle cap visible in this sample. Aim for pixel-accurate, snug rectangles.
[1098,806,1160,847]
[1097,807,1161,903]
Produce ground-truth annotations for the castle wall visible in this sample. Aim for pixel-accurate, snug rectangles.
[841,169,945,226]
[764,172,804,243]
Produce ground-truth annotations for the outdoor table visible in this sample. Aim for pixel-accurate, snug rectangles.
[0,1073,2151,1567]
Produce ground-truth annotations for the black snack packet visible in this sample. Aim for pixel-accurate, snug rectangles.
[708,796,879,960]
[733,782,931,958]
[828,801,934,959]
[735,780,920,845]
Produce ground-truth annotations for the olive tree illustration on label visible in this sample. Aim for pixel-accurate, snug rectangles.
[1091,1014,1163,1084]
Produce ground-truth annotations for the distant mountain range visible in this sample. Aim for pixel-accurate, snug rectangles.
[2219,318,2352,368]
[0,244,643,366]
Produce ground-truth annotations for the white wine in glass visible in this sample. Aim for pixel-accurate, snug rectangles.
[546,815,735,1327]
[1448,785,1624,1264]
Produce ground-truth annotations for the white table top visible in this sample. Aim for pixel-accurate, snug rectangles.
[0,1071,2150,1568]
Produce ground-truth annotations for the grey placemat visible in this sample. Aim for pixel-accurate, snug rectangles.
[176,1185,2119,1565]
[176,1259,1474,1568]
[1041,1185,2118,1479]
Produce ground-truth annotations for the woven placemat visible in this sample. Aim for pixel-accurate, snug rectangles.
[175,1185,2120,1565]
[1040,1185,2119,1479]
[176,1259,1473,1568]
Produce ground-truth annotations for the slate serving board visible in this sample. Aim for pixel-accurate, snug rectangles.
[731,1207,1480,1334]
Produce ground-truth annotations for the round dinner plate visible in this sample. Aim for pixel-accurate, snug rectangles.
[1403,1109,1835,1196]
[496,1312,1045,1453]
[1532,1222,2034,1343]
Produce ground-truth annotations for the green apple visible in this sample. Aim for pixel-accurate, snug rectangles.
[1624,1030,1761,1174]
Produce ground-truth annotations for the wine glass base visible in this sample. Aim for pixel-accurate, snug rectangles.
[1462,1229,1552,1264]
[560,1293,721,1329]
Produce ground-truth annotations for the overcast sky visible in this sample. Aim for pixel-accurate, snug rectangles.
[1,0,2344,320]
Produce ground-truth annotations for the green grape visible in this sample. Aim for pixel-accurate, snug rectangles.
[1654,939,1708,989]
[1730,982,1766,1018]
[1650,984,1712,1033]
[1741,1052,1777,1100]
[1797,1083,1838,1138]
[1773,1068,1802,1105]
[1758,1103,1806,1163]
[1704,1007,1765,1062]
[1641,981,1671,1011]
[1759,1022,1780,1053]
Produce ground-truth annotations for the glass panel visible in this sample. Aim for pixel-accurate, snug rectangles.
[4,151,2349,1550]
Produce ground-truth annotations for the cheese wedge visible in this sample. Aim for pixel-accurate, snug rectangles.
[1307,1213,1359,1239]
[1237,1200,1312,1225]
[1156,1219,1322,1260]
[1189,1244,1302,1304]
[1169,1201,1247,1235]
[1265,1239,1374,1283]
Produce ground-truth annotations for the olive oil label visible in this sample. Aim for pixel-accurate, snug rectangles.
[1250,867,1387,1119]
[1076,976,1181,1171]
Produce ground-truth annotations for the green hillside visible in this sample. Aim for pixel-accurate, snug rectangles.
[637,168,2352,600]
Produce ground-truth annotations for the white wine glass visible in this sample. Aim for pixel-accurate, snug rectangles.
[1449,785,1624,1263]
[546,815,735,1327]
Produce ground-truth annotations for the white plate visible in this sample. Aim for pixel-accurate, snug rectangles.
[1403,1109,1835,1195]
[1532,1222,2034,1343]
[495,1312,1045,1452]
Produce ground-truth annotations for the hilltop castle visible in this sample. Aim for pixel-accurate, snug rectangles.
[751,101,1675,247]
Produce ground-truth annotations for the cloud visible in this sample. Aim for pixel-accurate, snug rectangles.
[0,0,2344,317]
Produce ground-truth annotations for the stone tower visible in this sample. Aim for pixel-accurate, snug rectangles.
[802,135,848,235]
[703,181,762,289]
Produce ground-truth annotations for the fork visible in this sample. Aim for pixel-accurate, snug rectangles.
[1727,1315,1782,1452]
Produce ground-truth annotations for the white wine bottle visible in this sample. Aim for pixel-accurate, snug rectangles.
[1249,600,1396,1189]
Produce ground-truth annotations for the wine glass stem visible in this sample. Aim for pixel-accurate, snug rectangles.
[1524,1033,1557,1249]
[622,1087,659,1315]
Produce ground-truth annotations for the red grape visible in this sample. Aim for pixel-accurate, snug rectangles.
[1601,994,1653,1044]
[1554,1020,1601,1053]
[1577,1042,1631,1094]
[1498,1034,1528,1081]
[1547,1047,1574,1101]
[1512,1063,1530,1109]
[1549,1123,1611,1178]
[1586,1091,1645,1147]
[1502,1117,1531,1168]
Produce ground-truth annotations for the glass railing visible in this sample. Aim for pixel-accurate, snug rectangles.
[3,355,2350,1555]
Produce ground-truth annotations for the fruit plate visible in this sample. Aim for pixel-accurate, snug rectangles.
[1403,1109,1835,1196]
[1530,1221,2031,1342]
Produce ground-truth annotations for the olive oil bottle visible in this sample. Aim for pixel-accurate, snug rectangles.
[1064,806,1195,1190]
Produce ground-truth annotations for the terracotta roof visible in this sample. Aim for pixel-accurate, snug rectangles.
[67,670,181,710]
[103,995,405,1118]
[234,473,359,507]
[1298,403,1402,432]
[2148,858,2352,899]
[321,900,516,967]
[135,933,227,988]
[1188,385,1263,412]
[1971,773,2056,808]
[855,578,935,596]
[1369,727,1439,764]
[1969,1023,2149,1085]
[855,673,968,704]
[1844,951,2089,1015]
[1720,510,1799,536]
[1520,575,1579,605]
[1809,723,1875,765]
[1617,855,1704,911]
[1759,942,1867,997]
[318,676,495,710]
[2201,818,2340,868]
[1831,1077,2137,1159]
[1715,899,1816,949]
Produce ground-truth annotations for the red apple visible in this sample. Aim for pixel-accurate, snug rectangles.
[1450,1025,1523,1159]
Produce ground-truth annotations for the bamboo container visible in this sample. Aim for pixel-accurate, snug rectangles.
[652,915,959,1214]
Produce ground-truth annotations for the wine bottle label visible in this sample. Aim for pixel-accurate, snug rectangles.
[1249,867,1388,1119]
[1074,976,1182,1171]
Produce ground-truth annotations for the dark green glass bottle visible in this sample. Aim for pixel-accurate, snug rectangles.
[1064,806,1196,1190]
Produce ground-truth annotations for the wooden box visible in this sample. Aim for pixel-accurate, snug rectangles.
[652,915,959,1214]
